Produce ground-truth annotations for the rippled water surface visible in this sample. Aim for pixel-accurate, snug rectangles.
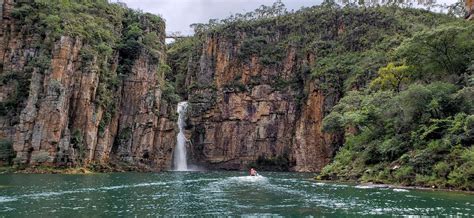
[0,171,472,216]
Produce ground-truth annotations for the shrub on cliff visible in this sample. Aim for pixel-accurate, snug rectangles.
[8,0,167,137]
[165,1,470,181]
[321,82,473,189]
[188,3,456,78]
[396,23,474,86]
[0,71,31,117]
[167,37,201,98]
[0,139,14,165]
[319,18,474,190]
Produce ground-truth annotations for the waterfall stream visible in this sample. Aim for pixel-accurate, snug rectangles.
[173,101,188,171]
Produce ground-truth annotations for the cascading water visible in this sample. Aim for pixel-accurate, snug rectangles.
[173,101,188,171]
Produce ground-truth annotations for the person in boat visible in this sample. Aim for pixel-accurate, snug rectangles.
[249,168,257,176]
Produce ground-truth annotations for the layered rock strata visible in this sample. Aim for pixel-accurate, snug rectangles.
[0,0,176,171]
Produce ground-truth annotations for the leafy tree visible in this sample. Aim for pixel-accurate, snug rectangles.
[190,0,287,34]
[321,82,473,189]
[370,63,413,92]
[396,24,474,85]
[0,139,14,165]
[254,0,287,18]
[166,37,200,97]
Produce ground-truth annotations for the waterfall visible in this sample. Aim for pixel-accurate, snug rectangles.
[173,101,188,171]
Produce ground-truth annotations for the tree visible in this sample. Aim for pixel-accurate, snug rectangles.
[370,63,412,92]
[337,0,436,8]
[254,0,287,18]
[190,0,288,35]
[337,0,474,19]
[396,24,474,85]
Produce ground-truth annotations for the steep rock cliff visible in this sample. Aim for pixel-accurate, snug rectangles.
[466,0,474,20]
[183,34,341,172]
[169,6,456,172]
[0,0,176,171]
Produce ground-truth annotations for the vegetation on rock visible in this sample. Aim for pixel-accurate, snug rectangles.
[320,23,474,190]
[8,0,166,129]
[1,0,472,188]
[168,1,472,189]
[0,0,176,170]
[0,139,14,165]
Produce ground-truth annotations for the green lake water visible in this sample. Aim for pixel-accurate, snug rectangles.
[0,171,472,217]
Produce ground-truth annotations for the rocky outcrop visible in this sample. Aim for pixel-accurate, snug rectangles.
[184,34,342,172]
[179,8,404,172]
[1,1,444,173]
[111,49,176,170]
[0,0,177,171]
[174,4,435,172]
[466,0,474,20]
[293,83,341,172]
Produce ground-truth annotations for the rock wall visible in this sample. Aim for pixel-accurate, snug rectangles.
[467,0,474,20]
[0,0,177,171]
[175,7,414,172]
[1,1,429,173]
[185,34,342,172]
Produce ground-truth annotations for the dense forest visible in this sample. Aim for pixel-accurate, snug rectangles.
[318,22,474,190]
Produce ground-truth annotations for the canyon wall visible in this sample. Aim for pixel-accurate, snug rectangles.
[0,0,177,171]
[184,35,342,172]
[467,0,474,20]
[172,7,427,172]
[0,1,456,173]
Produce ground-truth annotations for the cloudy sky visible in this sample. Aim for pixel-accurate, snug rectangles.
[116,0,323,35]
[116,0,457,36]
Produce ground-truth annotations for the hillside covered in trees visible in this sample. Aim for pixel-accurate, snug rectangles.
[318,22,474,190]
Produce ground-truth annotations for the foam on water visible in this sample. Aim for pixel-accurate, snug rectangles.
[393,188,409,192]
[355,184,389,189]
[207,175,313,199]
[231,175,268,183]
[0,181,172,202]
[0,177,227,203]
[355,185,374,189]
[203,175,270,196]
[0,172,472,216]
[0,197,17,203]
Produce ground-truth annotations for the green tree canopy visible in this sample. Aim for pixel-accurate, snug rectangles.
[370,63,413,92]
[396,24,474,85]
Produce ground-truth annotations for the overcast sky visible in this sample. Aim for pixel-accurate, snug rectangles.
[115,0,457,36]
[116,0,323,35]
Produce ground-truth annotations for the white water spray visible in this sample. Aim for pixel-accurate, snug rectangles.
[173,101,188,171]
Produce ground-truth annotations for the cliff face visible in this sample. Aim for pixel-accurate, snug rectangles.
[467,0,474,20]
[1,1,458,173]
[173,7,451,172]
[183,35,341,172]
[0,0,176,171]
